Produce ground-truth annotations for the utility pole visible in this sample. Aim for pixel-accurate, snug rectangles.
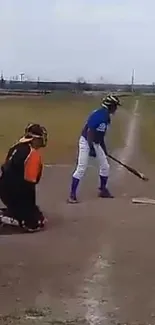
[0,70,4,89]
[131,69,135,93]
[1,70,3,80]
[37,76,40,89]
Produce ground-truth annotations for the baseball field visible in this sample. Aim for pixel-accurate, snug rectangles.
[0,93,155,325]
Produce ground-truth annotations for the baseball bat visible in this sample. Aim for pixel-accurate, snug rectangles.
[107,154,149,181]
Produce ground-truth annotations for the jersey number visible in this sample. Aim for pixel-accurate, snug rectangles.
[96,123,106,132]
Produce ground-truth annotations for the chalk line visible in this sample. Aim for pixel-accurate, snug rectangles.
[117,99,139,174]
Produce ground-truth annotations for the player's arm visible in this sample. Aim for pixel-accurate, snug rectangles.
[100,137,108,155]
[87,128,95,150]
[99,116,110,155]
[87,114,98,149]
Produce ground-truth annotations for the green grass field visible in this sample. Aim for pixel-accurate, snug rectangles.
[139,95,155,162]
[0,94,134,164]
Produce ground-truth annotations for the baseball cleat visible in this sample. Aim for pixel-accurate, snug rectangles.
[98,188,114,198]
[67,197,79,204]
[25,227,41,233]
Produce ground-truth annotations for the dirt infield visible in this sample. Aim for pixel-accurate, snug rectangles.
[1,99,155,325]
[0,161,154,325]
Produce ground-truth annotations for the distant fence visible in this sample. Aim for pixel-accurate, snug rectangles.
[0,89,50,97]
[0,80,155,94]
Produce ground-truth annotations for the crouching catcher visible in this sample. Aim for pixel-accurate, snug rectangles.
[0,123,48,232]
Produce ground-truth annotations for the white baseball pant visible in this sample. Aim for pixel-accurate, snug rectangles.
[73,136,109,180]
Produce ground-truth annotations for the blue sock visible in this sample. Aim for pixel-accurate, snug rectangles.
[70,177,79,199]
[100,176,108,190]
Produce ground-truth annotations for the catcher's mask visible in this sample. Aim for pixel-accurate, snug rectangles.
[101,94,121,114]
[24,123,48,147]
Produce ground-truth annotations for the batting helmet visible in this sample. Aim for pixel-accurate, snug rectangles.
[101,94,121,112]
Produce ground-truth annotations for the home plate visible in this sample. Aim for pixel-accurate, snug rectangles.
[132,197,155,205]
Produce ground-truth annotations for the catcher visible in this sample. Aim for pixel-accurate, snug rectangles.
[0,123,48,232]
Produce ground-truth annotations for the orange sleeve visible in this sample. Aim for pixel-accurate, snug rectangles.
[24,149,42,183]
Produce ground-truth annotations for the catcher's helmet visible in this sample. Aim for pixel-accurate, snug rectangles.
[101,94,121,113]
[24,123,48,147]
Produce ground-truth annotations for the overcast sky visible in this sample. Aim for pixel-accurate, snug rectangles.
[0,0,155,83]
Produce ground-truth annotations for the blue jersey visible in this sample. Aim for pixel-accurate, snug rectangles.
[81,107,111,144]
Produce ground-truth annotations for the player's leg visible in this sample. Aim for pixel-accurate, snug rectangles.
[23,205,45,232]
[94,144,113,198]
[0,184,45,231]
[68,136,89,203]
[0,179,16,221]
[18,187,45,231]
